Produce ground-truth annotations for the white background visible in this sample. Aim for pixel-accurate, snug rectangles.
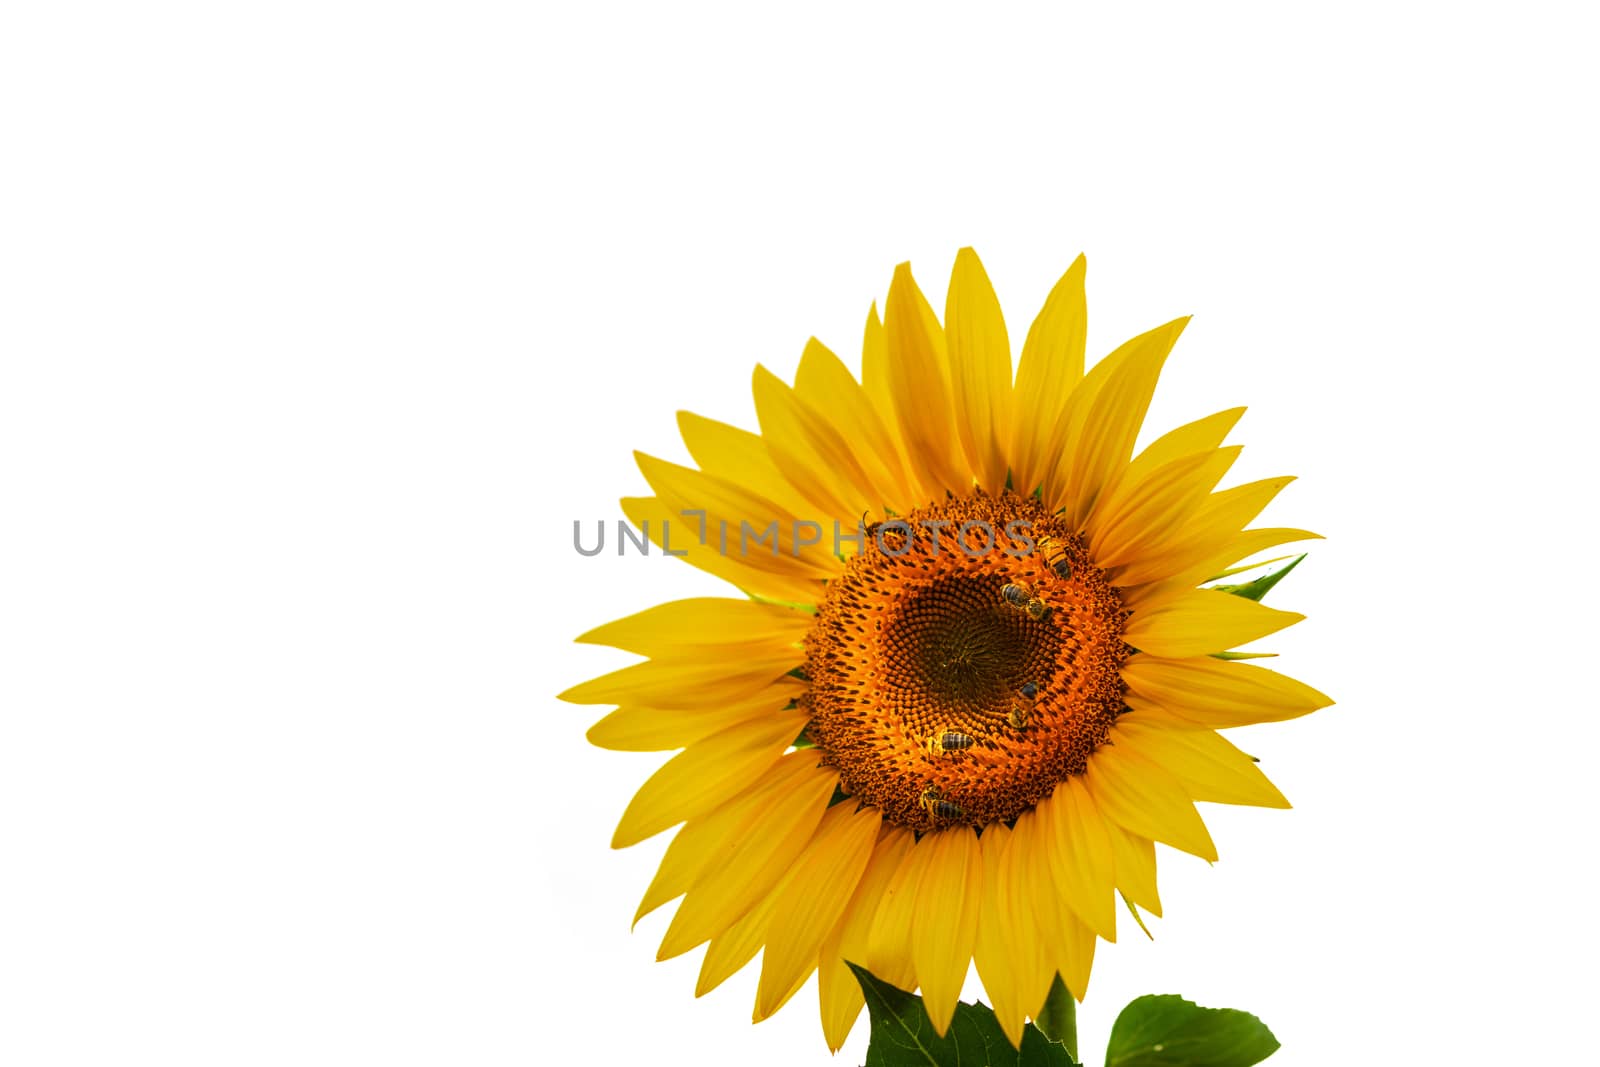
[3,3,1596,1064]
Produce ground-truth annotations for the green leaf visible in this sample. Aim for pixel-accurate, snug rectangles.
[1208,554,1305,603]
[1104,995,1279,1067]
[848,962,1077,1066]
[1034,975,1078,1058]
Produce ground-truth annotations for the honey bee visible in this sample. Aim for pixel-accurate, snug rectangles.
[1037,536,1072,580]
[917,785,964,820]
[924,730,976,756]
[1001,581,1048,620]
[1008,681,1039,729]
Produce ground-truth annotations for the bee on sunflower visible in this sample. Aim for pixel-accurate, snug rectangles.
[560,249,1330,1056]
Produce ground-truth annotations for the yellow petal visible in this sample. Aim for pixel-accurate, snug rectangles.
[1083,740,1218,861]
[1056,910,1098,1002]
[910,827,983,1035]
[610,706,810,848]
[971,822,1055,1045]
[1009,256,1087,497]
[1110,476,1299,589]
[944,247,1014,495]
[636,451,842,580]
[557,652,798,709]
[1040,778,1118,941]
[885,262,967,498]
[1014,808,1074,1008]
[860,303,897,432]
[1053,318,1188,527]
[1115,711,1292,808]
[585,706,721,752]
[634,753,820,925]
[697,866,792,996]
[1123,529,1324,615]
[818,827,914,1052]
[1125,588,1304,657]
[656,755,838,958]
[1102,818,1162,917]
[676,410,817,522]
[1122,654,1333,728]
[1022,801,1098,1001]
[1087,447,1240,568]
[576,597,810,657]
[755,802,882,1020]
[620,495,825,605]
[1209,553,1302,581]
[793,337,915,511]
[866,829,933,992]
[999,821,1056,1027]
[1124,407,1247,478]
[753,360,877,523]
[585,678,806,752]
[1036,346,1114,508]
[972,824,1025,1048]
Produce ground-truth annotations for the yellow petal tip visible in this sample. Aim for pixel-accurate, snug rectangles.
[655,934,695,962]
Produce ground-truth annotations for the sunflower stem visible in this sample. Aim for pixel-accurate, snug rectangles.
[1036,975,1079,1060]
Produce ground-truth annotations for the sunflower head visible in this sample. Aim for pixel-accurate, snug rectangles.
[561,249,1331,1051]
[804,491,1130,834]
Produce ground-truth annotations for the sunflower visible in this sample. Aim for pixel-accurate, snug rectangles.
[559,249,1331,1051]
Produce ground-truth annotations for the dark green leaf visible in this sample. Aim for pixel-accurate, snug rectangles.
[848,962,1077,1066]
[1208,555,1305,603]
[1104,995,1279,1067]
[1034,975,1078,1057]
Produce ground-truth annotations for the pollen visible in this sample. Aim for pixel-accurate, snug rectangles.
[802,491,1131,832]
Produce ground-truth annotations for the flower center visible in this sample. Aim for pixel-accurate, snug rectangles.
[802,492,1131,832]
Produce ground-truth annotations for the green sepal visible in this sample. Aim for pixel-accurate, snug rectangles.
[1120,892,1154,940]
[1104,995,1279,1066]
[848,962,1077,1066]
[742,590,818,613]
[1207,554,1305,602]
[1204,554,1298,582]
[1210,650,1278,661]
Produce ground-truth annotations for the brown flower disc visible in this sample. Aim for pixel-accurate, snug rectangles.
[802,492,1131,833]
